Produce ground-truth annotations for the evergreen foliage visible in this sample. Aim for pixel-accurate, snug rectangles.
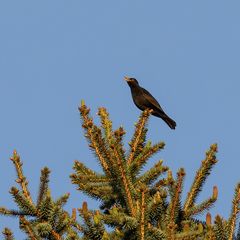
[1,102,240,239]
[0,151,82,239]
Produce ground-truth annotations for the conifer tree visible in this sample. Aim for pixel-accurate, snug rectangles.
[1,102,240,239]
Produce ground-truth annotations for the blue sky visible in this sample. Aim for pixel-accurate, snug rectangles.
[0,1,240,237]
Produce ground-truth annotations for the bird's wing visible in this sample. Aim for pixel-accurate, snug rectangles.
[141,87,164,112]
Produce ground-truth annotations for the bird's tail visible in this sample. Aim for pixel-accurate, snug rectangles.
[162,114,176,130]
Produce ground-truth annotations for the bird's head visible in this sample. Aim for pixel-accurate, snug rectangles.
[124,76,139,87]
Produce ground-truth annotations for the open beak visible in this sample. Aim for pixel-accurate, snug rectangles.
[124,76,131,82]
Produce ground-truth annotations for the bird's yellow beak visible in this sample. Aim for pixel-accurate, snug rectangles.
[124,76,131,82]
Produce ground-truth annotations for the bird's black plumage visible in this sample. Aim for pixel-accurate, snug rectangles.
[124,77,176,129]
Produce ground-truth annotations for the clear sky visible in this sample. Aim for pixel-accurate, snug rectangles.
[0,1,240,237]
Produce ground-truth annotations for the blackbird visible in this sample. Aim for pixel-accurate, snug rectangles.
[124,76,176,129]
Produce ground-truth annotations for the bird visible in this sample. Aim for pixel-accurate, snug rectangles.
[124,76,176,129]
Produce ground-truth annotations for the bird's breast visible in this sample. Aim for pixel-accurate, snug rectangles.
[131,90,146,111]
